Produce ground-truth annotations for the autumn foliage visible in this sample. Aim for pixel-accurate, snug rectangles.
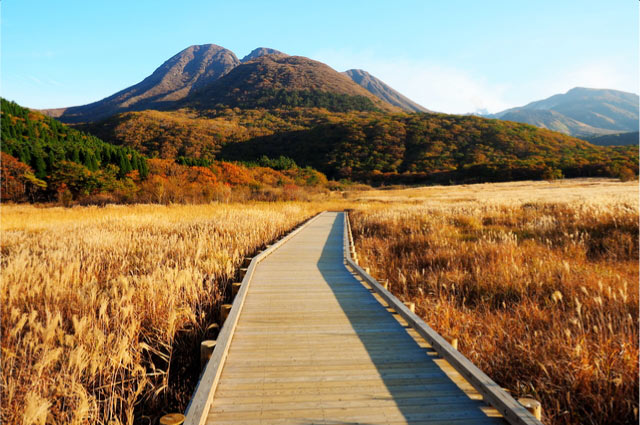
[1,152,46,201]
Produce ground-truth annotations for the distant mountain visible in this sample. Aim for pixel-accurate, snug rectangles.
[343,69,429,113]
[585,131,639,146]
[43,44,239,123]
[241,47,286,62]
[498,109,610,136]
[184,55,400,112]
[491,87,639,137]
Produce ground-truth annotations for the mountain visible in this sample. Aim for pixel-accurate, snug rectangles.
[343,69,429,113]
[585,131,639,146]
[43,44,239,123]
[183,54,400,112]
[44,44,403,121]
[241,47,286,62]
[491,87,639,137]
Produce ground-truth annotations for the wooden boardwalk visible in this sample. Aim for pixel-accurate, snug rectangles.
[187,212,540,425]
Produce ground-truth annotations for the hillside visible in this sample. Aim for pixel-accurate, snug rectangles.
[42,44,239,123]
[585,131,639,146]
[183,55,400,112]
[81,108,311,160]
[344,69,429,112]
[1,99,330,203]
[1,98,148,199]
[492,87,639,137]
[81,105,638,184]
[498,109,610,136]
[219,113,638,183]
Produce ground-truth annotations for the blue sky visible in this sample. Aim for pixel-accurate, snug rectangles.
[1,0,638,113]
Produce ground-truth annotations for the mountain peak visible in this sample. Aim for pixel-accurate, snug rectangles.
[43,44,240,123]
[493,87,639,137]
[241,47,287,62]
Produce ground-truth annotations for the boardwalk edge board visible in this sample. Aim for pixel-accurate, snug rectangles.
[343,212,543,425]
[184,211,327,425]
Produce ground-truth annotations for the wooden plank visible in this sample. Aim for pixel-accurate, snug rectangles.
[183,211,326,425]
[201,212,506,425]
[343,212,543,425]
[185,211,523,424]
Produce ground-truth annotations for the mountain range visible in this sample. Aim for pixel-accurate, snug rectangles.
[43,44,636,145]
[43,44,427,122]
[489,87,638,140]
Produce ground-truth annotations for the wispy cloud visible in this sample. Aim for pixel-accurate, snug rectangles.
[45,78,63,87]
[28,75,44,85]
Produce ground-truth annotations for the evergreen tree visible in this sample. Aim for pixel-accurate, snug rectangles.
[118,152,132,177]
[32,152,47,179]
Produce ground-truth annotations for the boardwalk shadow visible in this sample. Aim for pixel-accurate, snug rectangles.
[315,212,497,424]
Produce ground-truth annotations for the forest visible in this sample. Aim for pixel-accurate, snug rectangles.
[0,99,329,203]
[220,111,639,183]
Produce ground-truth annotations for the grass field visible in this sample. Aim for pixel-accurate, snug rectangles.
[1,203,326,425]
[1,178,637,424]
[349,179,638,424]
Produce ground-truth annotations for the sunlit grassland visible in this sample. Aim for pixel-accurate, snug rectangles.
[349,182,638,424]
[2,178,637,425]
[1,202,330,424]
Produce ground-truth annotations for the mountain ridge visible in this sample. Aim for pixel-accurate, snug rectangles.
[343,69,429,113]
[490,87,638,137]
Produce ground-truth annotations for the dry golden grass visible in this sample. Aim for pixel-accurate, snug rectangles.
[349,178,638,205]
[1,202,328,424]
[2,178,637,424]
[349,190,638,424]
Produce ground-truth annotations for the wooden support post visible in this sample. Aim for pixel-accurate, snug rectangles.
[364,267,370,274]
[381,280,389,290]
[518,398,542,420]
[220,304,232,324]
[445,336,459,350]
[232,282,242,298]
[242,257,252,267]
[200,340,216,369]
[239,268,248,279]
[403,301,415,313]
[160,413,185,425]
[205,323,220,339]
